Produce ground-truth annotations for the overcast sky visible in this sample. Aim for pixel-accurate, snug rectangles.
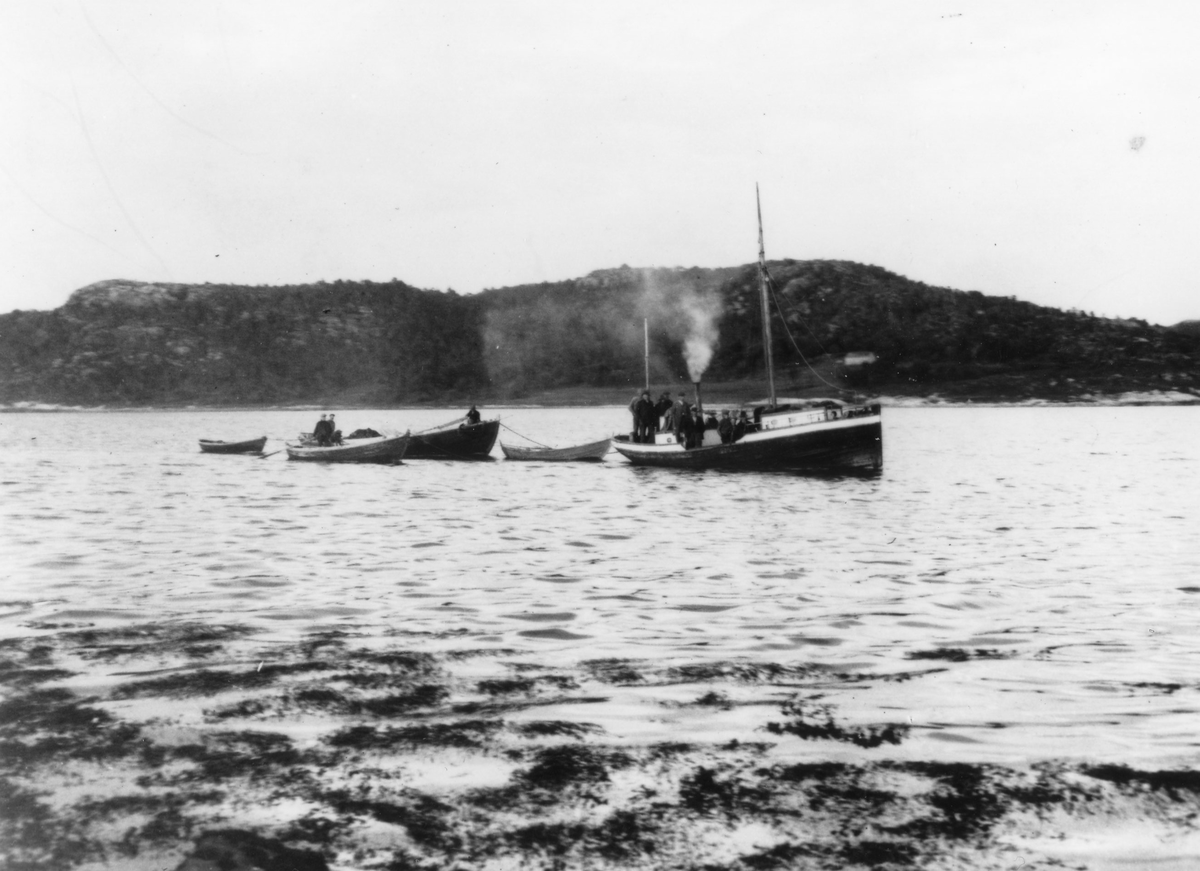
[1,1,1197,324]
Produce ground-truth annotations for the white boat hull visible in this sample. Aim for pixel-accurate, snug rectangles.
[500,437,612,461]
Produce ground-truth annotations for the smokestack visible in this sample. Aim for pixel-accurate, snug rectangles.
[693,380,703,416]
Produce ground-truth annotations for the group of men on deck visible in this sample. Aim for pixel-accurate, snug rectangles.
[628,391,751,448]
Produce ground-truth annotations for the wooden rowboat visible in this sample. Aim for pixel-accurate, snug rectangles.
[285,432,411,464]
[500,437,612,462]
[405,419,500,459]
[199,436,268,454]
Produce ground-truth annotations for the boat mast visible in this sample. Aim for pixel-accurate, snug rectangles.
[756,184,777,407]
[644,318,650,391]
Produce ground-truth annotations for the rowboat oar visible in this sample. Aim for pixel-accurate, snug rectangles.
[258,449,284,459]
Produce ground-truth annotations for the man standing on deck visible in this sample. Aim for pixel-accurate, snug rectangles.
[634,391,657,444]
[655,392,673,430]
[718,410,734,444]
[672,392,692,447]
[690,406,706,448]
[732,410,749,442]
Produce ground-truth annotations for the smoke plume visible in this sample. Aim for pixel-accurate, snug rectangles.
[638,268,724,382]
[681,293,723,381]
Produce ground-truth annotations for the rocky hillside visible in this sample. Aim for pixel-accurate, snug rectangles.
[0,279,487,405]
[1,264,1197,405]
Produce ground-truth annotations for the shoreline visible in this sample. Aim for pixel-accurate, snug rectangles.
[3,387,1199,414]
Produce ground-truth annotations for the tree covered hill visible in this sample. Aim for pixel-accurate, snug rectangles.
[0,263,1197,405]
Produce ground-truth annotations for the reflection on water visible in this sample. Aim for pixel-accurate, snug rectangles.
[1,405,1199,766]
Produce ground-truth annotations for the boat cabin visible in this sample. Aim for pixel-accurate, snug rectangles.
[651,399,865,447]
[758,400,848,431]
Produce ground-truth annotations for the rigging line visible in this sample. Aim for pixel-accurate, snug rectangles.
[762,265,829,356]
[499,422,555,450]
[766,277,851,396]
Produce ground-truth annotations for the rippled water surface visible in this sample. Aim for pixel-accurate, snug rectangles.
[2,405,1198,768]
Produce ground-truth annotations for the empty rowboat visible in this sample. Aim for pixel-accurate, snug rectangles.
[199,437,268,454]
[500,437,612,462]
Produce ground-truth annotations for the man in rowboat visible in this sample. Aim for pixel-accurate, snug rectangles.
[313,414,334,446]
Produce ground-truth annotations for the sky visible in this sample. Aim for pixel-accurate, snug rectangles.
[1,1,1197,325]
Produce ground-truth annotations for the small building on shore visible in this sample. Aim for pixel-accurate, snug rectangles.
[843,351,878,368]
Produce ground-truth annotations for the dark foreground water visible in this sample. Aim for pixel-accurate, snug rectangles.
[1,406,1198,870]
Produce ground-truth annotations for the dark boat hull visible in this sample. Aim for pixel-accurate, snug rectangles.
[199,437,268,454]
[285,433,410,464]
[406,420,500,459]
[612,414,882,473]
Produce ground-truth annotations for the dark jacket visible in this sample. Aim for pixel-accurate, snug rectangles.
[672,400,691,433]
[634,397,657,425]
[718,418,733,443]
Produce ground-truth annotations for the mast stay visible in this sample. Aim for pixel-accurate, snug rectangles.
[756,184,777,407]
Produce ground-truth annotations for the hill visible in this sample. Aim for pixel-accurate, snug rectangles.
[1,263,1197,406]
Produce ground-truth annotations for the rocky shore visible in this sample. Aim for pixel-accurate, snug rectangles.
[4,621,1200,870]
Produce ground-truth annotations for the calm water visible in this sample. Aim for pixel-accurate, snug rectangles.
[1,405,1198,768]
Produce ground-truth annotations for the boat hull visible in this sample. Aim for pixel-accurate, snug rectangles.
[406,420,500,459]
[501,437,612,462]
[285,433,410,464]
[199,437,267,454]
[612,413,882,473]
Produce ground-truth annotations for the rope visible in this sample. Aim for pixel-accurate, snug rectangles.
[499,422,556,450]
[765,266,831,356]
[414,414,468,436]
[764,267,855,397]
